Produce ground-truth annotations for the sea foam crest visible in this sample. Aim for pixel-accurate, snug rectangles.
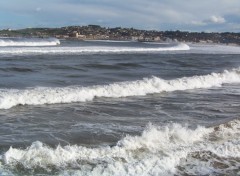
[2,123,213,175]
[0,67,240,109]
[176,119,240,175]
[2,119,240,175]
[0,38,60,46]
[0,43,189,55]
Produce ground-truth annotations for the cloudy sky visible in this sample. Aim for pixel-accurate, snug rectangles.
[0,0,240,32]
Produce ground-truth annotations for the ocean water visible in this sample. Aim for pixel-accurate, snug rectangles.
[0,38,239,176]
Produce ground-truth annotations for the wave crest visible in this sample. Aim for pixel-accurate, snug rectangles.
[0,38,60,46]
[0,43,189,55]
[0,67,240,109]
[2,119,239,175]
[2,123,212,175]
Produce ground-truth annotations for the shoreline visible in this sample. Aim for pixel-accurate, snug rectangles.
[0,25,239,45]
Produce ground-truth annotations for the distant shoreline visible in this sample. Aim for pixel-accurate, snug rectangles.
[0,25,239,45]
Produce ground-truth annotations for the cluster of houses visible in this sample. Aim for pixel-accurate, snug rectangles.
[0,25,239,44]
[55,31,162,42]
[54,25,162,41]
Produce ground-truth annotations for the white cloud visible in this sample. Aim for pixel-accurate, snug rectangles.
[0,0,240,31]
[191,15,226,28]
[209,15,226,24]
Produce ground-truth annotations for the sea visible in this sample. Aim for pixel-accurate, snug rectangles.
[0,38,239,176]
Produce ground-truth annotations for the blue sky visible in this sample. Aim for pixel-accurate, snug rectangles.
[0,0,240,32]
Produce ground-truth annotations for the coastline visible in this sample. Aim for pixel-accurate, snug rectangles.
[0,25,239,45]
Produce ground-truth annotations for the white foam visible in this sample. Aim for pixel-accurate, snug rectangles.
[208,119,240,158]
[0,43,189,55]
[2,123,213,175]
[0,38,60,47]
[0,67,240,109]
[2,120,239,175]
[177,119,240,175]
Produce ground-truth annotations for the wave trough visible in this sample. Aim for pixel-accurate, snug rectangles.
[0,38,60,46]
[0,67,240,109]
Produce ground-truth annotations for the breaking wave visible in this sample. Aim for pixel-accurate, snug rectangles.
[0,38,60,46]
[0,43,189,55]
[1,119,239,175]
[0,67,240,109]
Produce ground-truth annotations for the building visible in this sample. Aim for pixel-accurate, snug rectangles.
[69,31,79,38]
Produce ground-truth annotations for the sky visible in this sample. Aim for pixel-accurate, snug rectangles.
[0,0,240,32]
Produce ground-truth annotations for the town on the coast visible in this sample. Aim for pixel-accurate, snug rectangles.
[0,25,240,45]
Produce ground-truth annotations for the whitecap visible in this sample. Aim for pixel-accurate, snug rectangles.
[0,67,239,109]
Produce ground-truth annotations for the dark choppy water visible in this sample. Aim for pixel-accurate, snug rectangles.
[0,38,239,175]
